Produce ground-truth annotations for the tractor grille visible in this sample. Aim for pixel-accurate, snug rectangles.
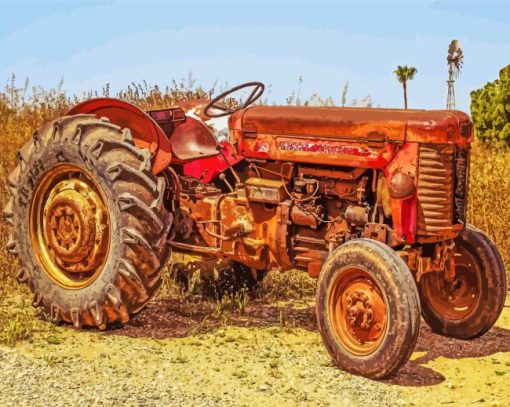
[416,144,455,239]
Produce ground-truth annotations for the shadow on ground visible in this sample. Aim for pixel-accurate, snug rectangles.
[109,297,318,338]
[107,298,510,387]
[381,323,510,386]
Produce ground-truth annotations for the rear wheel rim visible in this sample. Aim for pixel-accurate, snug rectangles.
[328,266,388,356]
[421,245,481,320]
[29,163,111,289]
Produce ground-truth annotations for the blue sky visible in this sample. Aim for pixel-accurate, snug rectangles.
[1,1,509,112]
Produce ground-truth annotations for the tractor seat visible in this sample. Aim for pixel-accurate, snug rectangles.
[170,116,220,161]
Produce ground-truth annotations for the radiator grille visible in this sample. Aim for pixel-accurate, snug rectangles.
[417,144,454,239]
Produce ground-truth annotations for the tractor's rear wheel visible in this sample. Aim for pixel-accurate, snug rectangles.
[3,115,172,329]
[419,225,506,339]
[316,239,421,378]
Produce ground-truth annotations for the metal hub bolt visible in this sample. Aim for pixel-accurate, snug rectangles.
[346,290,375,330]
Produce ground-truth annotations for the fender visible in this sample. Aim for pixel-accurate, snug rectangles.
[68,98,172,174]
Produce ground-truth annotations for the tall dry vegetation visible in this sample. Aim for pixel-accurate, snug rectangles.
[467,142,510,263]
[0,75,509,299]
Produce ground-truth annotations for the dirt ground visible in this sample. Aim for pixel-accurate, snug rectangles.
[0,293,509,406]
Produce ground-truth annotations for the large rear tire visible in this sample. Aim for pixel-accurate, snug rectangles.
[316,239,421,379]
[3,115,172,329]
[419,224,506,339]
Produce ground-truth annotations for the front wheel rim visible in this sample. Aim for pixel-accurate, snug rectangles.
[328,266,388,356]
[29,163,111,289]
[421,246,480,320]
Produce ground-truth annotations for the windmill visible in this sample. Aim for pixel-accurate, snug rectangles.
[446,39,464,110]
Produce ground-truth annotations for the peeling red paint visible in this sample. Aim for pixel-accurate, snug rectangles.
[277,140,379,158]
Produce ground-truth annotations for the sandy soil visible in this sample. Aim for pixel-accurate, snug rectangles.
[0,295,509,406]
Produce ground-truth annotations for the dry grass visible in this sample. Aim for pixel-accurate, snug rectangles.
[0,76,508,317]
[0,295,38,345]
[467,142,510,268]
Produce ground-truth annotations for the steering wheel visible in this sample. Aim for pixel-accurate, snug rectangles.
[204,82,265,118]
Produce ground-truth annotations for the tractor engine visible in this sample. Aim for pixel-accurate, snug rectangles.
[172,161,383,277]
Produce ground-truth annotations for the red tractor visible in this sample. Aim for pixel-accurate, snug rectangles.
[4,82,506,378]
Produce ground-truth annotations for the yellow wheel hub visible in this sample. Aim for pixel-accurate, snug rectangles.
[30,163,110,289]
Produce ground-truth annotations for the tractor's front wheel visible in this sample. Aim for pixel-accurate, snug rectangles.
[419,225,506,339]
[3,115,172,329]
[316,239,421,378]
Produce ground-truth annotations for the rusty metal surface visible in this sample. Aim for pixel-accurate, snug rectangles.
[235,106,408,140]
[245,178,285,204]
[328,266,387,356]
[181,179,293,272]
[399,240,455,283]
[29,163,110,289]
[237,132,398,169]
[297,166,366,181]
[290,204,322,229]
[419,242,480,319]
[229,105,472,169]
[170,103,473,281]
[232,105,472,143]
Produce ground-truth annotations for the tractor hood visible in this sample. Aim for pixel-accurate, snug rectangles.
[231,106,473,146]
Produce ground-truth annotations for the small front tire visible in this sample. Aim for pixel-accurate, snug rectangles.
[316,239,421,379]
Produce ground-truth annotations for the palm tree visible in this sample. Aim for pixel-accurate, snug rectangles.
[394,65,418,109]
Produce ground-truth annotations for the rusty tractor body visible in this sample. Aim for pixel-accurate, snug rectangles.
[5,82,506,378]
